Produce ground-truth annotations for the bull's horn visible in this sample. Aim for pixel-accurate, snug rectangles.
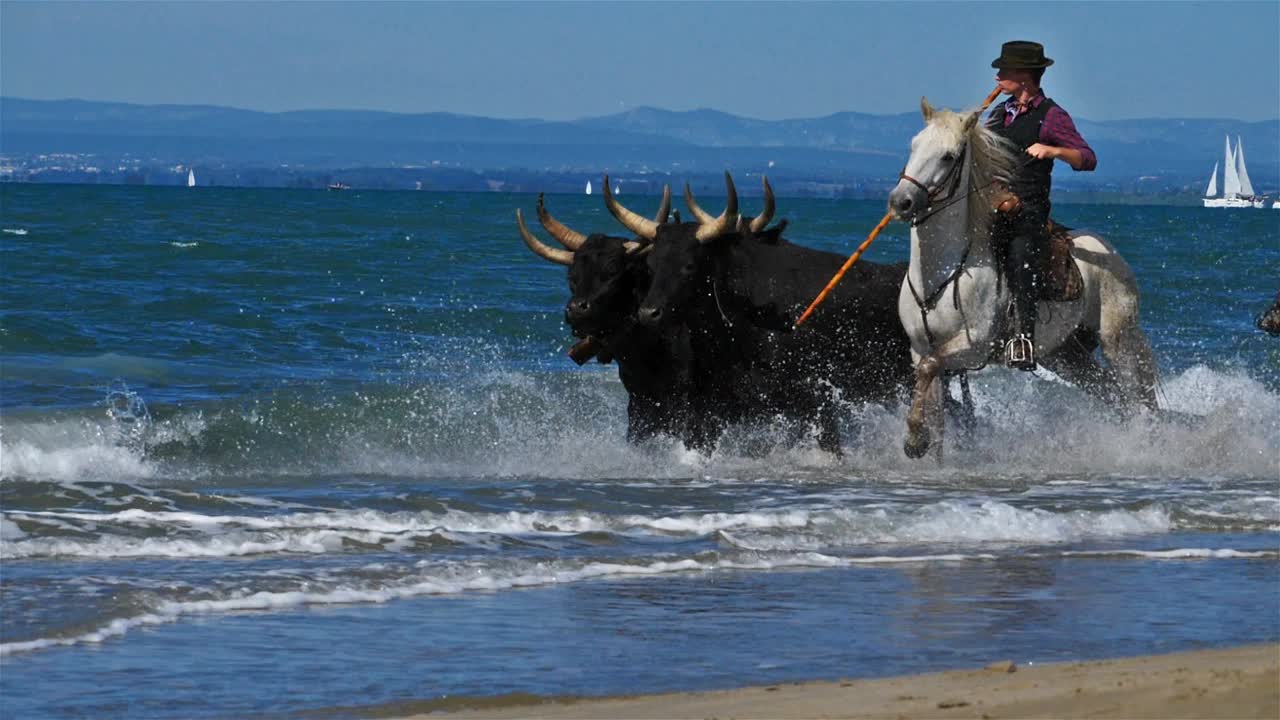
[654,184,672,224]
[625,185,670,255]
[683,182,717,224]
[749,176,776,233]
[535,193,587,251]
[517,209,574,266]
[694,171,739,243]
[603,174,658,240]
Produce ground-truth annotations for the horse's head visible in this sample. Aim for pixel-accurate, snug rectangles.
[889,97,983,223]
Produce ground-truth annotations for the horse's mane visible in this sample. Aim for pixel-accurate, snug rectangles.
[928,108,1018,238]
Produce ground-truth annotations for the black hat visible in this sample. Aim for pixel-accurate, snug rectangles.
[991,40,1054,70]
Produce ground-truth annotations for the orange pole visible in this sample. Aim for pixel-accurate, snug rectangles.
[794,211,892,327]
[793,86,1003,328]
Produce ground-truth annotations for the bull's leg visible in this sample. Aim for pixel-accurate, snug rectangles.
[626,396,658,443]
[904,355,944,459]
[683,412,722,455]
[817,401,843,457]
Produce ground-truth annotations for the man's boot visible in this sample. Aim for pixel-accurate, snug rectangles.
[1004,227,1041,371]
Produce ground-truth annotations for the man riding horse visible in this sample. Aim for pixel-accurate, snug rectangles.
[987,40,1097,370]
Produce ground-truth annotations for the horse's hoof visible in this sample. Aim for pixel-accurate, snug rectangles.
[903,429,931,459]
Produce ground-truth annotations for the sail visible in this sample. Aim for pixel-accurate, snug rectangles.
[585,181,592,195]
[187,169,196,188]
[1204,162,1218,197]
[1235,136,1255,197]
[1222,135,1241,198]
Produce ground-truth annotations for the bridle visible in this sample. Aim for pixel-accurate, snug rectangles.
[898,144,969,228]
[901,141,1028,364]
[900,141,981,351]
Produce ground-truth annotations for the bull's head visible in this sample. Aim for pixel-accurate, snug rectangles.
[517,189,671,337]
[612,172,748,328]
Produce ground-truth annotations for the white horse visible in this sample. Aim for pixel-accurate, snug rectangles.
[887,98,1158,458]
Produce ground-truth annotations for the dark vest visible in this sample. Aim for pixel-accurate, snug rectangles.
[990,97,1057,213]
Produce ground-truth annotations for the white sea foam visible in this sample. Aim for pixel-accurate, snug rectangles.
[0,364,1275,485]
[1062,548,1279,559]
[0,555,762,655]
[716,501,1172,552]
[3,228,28,235]
[0,551,1029,656]
[3,541,1271,657]
[0,437,154,482]
[2,501,1180,560]
[2,528,399,559]
[330,363,1279,481]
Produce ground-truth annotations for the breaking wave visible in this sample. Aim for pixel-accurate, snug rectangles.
[3,540,1275,657]
[1,363,1277,485]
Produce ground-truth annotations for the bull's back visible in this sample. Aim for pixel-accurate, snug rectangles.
[759,243,912,399]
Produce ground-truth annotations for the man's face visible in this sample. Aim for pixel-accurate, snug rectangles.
[995,67,1034,94]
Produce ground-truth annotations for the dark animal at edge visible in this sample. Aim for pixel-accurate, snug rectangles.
[1258,292,1280,336]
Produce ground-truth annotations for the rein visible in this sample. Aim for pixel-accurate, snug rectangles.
[905,149,1036,358]
[905,233,974,348]
[793,86,1005,329]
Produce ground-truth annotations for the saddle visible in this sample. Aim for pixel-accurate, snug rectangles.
[989,188,1082,303]
[1043,219,1083,302]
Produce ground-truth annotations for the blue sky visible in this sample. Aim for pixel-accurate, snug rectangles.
[2,1,1277,122]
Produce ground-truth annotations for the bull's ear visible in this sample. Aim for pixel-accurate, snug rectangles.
[920,96,935,122]
[962,111,980,132]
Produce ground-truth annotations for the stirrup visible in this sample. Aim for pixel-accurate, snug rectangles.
[1005,334,1036,371]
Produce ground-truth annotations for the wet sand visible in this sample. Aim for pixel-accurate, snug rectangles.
[401,644,1278,719]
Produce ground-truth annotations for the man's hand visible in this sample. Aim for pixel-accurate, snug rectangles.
[1026,143,1087,169]
[1025,143,1059,160]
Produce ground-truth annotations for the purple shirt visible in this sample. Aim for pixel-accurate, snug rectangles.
[992,92,1097,171]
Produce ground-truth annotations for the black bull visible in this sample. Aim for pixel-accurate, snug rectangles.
[623,177,914,453]
[519,176,917,453]
[517,191,693,443]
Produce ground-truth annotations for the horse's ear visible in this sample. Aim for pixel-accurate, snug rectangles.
[920,96,935,122]
[962,111,980,132]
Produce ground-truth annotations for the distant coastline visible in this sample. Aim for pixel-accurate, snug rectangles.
[2,96,1276,205]
[0,176,1217,207]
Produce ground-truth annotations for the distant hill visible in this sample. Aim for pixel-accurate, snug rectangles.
[2,97,1276,193]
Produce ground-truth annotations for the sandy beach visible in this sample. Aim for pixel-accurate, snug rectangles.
[395,644,1278,719]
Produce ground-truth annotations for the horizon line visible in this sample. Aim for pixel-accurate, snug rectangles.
[3,95,1277,127]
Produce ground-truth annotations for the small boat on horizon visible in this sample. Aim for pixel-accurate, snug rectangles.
[327,182,351,191]
[585,180,592,195]
[187,169,196,188]
[1203,135,1265,208]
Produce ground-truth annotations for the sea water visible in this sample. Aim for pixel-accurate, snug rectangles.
[1,184,1277,718]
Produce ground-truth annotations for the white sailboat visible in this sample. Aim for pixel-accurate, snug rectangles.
[1234,136,1264,208]
[585,180,592,195]
[1203,134,1262,208]
[187,169,196,188]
